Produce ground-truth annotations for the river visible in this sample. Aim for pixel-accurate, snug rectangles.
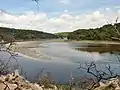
[2,41,120,84]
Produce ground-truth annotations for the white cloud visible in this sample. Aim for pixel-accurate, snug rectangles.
[0,8,120,33]
[59,0,71,5]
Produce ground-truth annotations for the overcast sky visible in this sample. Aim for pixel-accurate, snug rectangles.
[0,0,120,33]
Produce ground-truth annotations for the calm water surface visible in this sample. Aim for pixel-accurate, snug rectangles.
[4,42,120,83]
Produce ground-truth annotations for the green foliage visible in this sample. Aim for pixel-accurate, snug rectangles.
[0,27,58,41]
[68,23,120,41]
[55,32,70,38]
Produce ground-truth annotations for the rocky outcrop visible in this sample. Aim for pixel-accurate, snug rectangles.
[94,77,120,90]
[2,70,120,90]
[0,70,60,90]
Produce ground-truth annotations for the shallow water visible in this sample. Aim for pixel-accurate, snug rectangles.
[1,42,120,84]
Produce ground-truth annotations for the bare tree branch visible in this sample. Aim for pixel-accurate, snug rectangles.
[107,17,120,37]
[78,61,118,89]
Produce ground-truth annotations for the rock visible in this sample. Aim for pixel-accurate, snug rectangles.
[0,83,6,90]
[94,77,120,90]
[5,74,13,82]
[115,88,120,90]
[0,70,60,90]
[32,83,43,90]
[0,75,6,81]
[0,82,17,90]
[8,83,17,90]
[94,83,116,90]
[99,82,106,86]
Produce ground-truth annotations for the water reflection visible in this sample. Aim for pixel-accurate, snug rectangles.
[74,43,120,54]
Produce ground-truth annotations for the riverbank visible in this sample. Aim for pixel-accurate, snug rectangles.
[0,70,64,90]
[67,40,120,45]
[1,70,120,90]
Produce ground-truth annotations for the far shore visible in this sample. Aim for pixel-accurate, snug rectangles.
[10,39,120,60]
[16,39,120,44]
[68,40,120,44]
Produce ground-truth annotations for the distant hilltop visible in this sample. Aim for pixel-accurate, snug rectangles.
[67,23,120,41]
[0,27,58,41]
[55,23,120,41]
[1,23,120,42]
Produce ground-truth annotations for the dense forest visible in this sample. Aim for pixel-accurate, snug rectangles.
[1,23,120,42]
[55,32,70,39]
[67,23,120,41]
[0,27,58,41]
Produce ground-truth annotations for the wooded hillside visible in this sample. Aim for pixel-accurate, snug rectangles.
[0,27,58,41]
[67,23,120,41]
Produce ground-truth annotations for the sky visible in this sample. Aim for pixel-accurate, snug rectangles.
[0,0,120,33]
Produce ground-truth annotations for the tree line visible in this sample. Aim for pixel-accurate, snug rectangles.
[67,23,120,41]
[0,27,58,41]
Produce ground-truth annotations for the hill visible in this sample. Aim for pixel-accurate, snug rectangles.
[55,32,70,38]
[67,23,120,41]
[0,27,58,41]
